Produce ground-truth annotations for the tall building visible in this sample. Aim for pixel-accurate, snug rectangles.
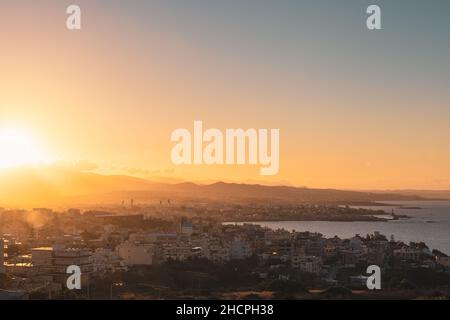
[0,238,5,274]
[180,218,193,236]
[31,245,94,286]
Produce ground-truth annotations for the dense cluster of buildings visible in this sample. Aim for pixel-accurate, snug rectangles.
[1,207,449,298]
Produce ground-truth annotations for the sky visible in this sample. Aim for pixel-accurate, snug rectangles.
[0,0,450,189]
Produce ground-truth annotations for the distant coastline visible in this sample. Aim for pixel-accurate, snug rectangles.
[233,201,450,254]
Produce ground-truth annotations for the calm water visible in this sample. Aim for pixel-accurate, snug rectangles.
[232,201,450,254]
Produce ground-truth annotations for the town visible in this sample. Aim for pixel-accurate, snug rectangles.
[1,203,449,300]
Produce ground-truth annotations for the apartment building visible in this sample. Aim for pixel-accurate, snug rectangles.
[291,255,322,274]
[31,245,94,286]
[116,241,155,266]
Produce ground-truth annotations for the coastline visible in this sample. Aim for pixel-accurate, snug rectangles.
[224,199,450,255]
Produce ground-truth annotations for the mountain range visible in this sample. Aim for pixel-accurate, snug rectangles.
[0,166,447,208]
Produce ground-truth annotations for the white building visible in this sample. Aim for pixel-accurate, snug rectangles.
[200,236,231,264]
[91,248,123,272]
[116,242,155,266]
[291,255,322,274]
[393,247,422,261]
[31,245,94,286]
[160,242,192,262]
[230,236,253,260]
[208,242,231,264]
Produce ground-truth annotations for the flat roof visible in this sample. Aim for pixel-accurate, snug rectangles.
[31,247,53,251]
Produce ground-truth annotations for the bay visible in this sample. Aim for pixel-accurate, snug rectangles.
[230,201,450,255]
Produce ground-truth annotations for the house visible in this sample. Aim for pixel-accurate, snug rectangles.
[393,247,421,262]
[292,255,322,274]
[230,236,253,260]
[436,256,450,268]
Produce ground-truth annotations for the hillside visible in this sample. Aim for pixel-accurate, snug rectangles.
[0,166,439,207]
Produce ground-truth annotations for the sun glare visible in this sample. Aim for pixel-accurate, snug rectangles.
[0,127,49,169]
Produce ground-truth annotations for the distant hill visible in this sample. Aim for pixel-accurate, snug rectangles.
[163,181,433,204]
[0,166,443,208]
[369,189,450,200]
[0,166,163,207]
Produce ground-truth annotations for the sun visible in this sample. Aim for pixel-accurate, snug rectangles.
[0,127,49,169]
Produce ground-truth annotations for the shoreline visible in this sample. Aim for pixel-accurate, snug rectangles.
[224,215,409,223]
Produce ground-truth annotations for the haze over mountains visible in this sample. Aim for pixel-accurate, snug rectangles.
[0,166,447,208]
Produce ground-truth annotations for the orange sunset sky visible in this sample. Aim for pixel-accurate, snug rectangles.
[1,1,450,190]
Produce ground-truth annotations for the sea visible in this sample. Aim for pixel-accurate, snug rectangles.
[229,201,450,255]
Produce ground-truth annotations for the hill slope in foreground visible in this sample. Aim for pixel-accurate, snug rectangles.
[0,166,445,207]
